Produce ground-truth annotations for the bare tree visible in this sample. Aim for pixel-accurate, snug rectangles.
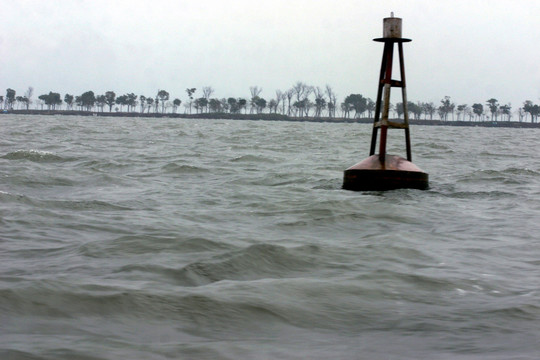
[292,82,313,117]
[154,95,159,113]
[518,107,525,122]
[202,86,214,100]
[325,85,337,118]
[285,89,294,116]
[202,86,214,113]
[249,86,263,114]
[273,90,283,114]
[24,87,33,110]
[249,86,262,98]
[139,95,146,113]
[279,91,287,115]
[293,82,306,102]
[313,86,326,117]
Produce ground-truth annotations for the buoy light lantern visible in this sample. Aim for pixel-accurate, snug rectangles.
[342,14,429,191]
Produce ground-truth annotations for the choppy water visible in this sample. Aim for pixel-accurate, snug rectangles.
[1,114,539,360]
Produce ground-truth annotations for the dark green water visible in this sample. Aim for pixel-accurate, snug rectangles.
[1,115,539,359]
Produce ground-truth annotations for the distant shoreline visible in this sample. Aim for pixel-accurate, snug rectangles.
[3,109,540,128]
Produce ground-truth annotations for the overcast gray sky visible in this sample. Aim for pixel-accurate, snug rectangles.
[1,0,539,110]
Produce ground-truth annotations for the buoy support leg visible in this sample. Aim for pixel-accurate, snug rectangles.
[379,83,391,164]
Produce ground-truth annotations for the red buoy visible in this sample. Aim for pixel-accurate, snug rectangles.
[343,14,428,191]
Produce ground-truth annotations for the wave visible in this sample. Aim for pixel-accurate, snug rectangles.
[0,191,131,212]
[50,199,132,211]
[444,190,517,199]
[179,243,320,284]
[480,303,540,320]
[453,167,540,187]
[115,243,321,287]
[161,163,209,174]
[81,235,234,257]
[80,159,130,171]
[230,154,277,163]
[467,167,538,178]
[0,280,287,322]
[1,150,69,163]
[0,276,379,332]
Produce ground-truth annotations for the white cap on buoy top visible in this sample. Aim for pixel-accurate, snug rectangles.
[383,12,402,38]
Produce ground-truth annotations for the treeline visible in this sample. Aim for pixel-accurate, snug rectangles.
[2,84,539,123]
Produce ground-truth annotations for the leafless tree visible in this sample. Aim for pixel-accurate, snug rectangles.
[325,85,337,118]
[196,87,213,113]
[292,82,313,117]
[24,87,34,110]
[273,90,282,114]
[292,82,307,102]
[280,91,288,115]
[202,86,214,100]
[285,89,294,116]
[249,86,262,98]
[249,86,263,113]
[313,86,326,117]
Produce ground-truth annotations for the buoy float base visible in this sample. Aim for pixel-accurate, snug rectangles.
[343,154,428,191]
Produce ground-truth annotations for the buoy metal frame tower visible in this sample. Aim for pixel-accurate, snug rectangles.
[342,15,428,191]
[371,15,412,164]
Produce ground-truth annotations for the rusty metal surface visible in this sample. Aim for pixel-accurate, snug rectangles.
[346,154,425,172]
[343,155,428,191]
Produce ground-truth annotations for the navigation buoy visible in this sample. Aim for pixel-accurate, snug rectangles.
[343,14,429,191]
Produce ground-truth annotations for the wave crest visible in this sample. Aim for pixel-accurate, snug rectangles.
[1,149,67,162]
